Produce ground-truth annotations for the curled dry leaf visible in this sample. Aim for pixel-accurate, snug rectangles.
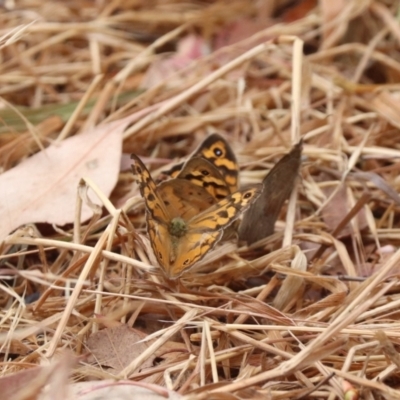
[0,121,124,241]
[239,140,303,245]
[273,246,307,311]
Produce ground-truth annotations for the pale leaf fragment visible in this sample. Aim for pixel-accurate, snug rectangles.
[71,381,183,400]
[0,121,123,241]
[369,91,400,129]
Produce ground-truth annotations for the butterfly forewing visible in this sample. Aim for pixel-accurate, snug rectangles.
[157,178,216,220]
[146,218,172,270]
[131,154,170,223]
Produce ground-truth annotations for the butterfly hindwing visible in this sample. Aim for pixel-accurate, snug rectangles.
[161,133,239,194]
[189,187,261,231]
[191,133,239,192]
[168,185,262,277]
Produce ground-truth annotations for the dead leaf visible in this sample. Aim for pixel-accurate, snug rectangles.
[1,353,75,400]
[0,121,123,241]
[86,325,154,374]
[0,366,44,400]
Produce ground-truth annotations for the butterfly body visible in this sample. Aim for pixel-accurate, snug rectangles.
[169,217,187,237]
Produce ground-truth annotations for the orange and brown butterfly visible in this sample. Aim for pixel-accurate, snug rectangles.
[159,133,239,198]
[238,140,303,245]
[131,154,261,278]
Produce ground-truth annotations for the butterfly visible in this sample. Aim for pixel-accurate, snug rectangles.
[159,133,239,197]
[238,140,303,245]
[131,154,261,278]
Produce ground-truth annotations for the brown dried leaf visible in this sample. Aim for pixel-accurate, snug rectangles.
[86,325,154,374]
[321,184,352,236]
[0,122,123,241]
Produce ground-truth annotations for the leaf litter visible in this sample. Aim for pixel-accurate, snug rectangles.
[2,1,400,400]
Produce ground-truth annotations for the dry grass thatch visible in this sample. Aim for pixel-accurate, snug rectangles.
[2,0,400,399]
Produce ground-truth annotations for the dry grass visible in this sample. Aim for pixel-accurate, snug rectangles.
[2,1,400,399]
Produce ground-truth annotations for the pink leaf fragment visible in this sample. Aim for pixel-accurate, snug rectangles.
[141,34,209,89]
